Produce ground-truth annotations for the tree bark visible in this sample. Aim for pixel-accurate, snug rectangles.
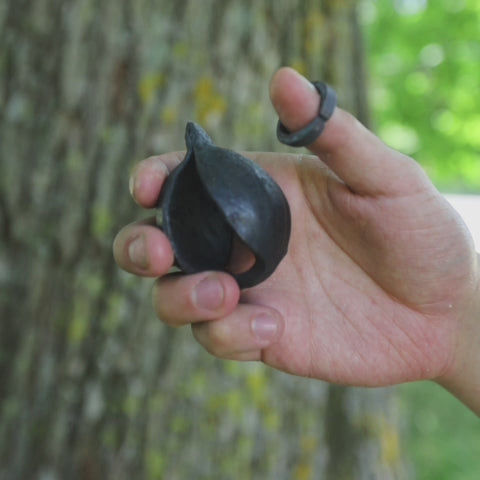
[0,1,410,478]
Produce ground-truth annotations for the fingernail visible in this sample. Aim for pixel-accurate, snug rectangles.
[252,314,279,342]
[128,235,148,269]
[299,72,316,92]
[129,175,135,198]
[193,276,224,311]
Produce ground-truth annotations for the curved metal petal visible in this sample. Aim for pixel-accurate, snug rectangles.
[157,122,291,288]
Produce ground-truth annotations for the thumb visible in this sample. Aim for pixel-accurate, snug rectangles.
[270,67,426,196]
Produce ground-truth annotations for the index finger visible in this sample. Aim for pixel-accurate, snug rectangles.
[130,152,184,208]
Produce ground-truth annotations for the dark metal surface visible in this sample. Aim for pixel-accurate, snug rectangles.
[276,81,337,147]
[157,122,291,288]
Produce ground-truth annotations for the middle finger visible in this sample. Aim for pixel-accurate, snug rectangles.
[152,271,240,326]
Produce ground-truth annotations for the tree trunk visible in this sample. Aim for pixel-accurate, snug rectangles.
[0,1,410,478]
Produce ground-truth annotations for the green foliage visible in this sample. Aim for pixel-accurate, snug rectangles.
[365,3,480,478]
[398,381,480,480]
[364,0,480,192]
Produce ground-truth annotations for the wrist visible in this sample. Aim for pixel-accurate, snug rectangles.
[435,253,480,415]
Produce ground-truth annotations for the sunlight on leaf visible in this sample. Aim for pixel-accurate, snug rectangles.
[378,123,420,154]
[405,72,431,95]
[394,0,427,15]
[419,43,445,67]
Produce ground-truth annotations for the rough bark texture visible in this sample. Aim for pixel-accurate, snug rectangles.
[0,1,410,479]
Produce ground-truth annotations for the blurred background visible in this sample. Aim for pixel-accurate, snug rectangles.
[366,2,480,479]
[0,0,479,479]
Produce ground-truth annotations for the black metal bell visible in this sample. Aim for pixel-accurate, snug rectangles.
[157,122,291,288]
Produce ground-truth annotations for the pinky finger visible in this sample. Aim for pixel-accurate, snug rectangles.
[191,304,284,361]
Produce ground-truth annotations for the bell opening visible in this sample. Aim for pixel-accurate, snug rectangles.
[226,234,256,275]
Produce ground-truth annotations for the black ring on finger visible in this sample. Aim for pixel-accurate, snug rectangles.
[276,81,337,147]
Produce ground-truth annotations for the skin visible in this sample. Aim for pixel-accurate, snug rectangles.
[113,67,480,414]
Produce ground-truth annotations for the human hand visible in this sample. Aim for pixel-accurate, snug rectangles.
[113,68,479,402]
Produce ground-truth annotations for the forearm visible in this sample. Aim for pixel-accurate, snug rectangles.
[436,253,480,416]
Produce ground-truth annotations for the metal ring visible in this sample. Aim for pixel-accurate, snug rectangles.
[276,81,337,147]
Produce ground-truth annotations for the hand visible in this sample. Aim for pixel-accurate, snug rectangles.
[113,68,479,399]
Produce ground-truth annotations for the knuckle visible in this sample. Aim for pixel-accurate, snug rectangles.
[194,321,232,358]
[151,282,175,325]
